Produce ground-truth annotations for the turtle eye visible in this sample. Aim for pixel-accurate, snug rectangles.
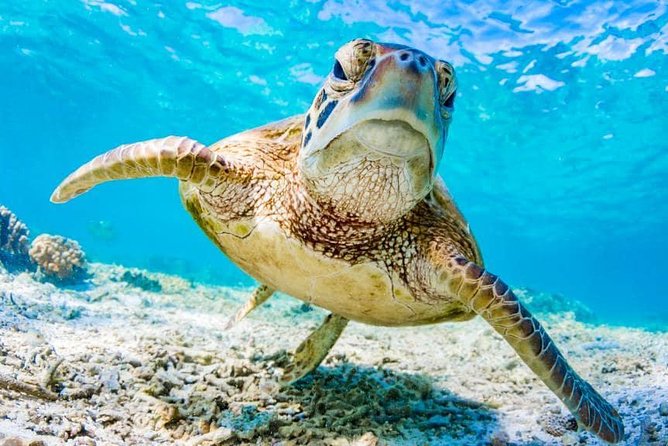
[330,39,376,85]
[436,60,457,111]
[443,91,456,108]
[332,60,348,81]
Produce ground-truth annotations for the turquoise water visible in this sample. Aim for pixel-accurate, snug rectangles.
[1,1,666,327]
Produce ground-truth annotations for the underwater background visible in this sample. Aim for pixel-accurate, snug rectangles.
[1,0,666,328]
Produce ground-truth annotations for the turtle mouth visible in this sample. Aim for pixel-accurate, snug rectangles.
[350,119,430,158]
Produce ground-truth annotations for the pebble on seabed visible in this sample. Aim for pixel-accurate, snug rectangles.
[659,402,668,417]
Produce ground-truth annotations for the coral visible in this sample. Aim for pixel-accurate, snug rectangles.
[0,205,31,270]
[29,234,87,283]
[119,270,162,293]
[538,413,577,437]
[514,287,595,323]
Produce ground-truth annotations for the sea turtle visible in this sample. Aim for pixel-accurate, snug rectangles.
[51,39,624,443]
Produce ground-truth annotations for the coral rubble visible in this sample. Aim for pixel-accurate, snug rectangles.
[0,264,666,445]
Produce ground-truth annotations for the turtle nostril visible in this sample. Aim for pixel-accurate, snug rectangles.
[418,55,427,66]
[399,52,409,61]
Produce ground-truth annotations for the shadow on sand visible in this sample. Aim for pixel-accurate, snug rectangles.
[215,361,500,445]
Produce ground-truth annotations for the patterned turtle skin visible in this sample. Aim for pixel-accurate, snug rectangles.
[51,39,624,443]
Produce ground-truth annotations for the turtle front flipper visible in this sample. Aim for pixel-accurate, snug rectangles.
[281,313,349,384]
[224,284,274,330]
[431,251,624,443]
[51,137,252,203]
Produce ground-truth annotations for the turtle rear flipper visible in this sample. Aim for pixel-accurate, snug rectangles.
[224,288,348,383]
[281,313,349,384]
[441,254,624,443]
[51,137,251,203]
[224,284,274,330]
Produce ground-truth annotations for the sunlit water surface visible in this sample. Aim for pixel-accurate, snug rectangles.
[1,1,666,328]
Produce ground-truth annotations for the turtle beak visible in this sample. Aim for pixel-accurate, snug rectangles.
[353,48,436,115]
[344,47,444,169]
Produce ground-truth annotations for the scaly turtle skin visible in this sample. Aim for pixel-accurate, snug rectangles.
[51,39,624,443]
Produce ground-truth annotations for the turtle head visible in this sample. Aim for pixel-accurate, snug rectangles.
[298,38,457,223]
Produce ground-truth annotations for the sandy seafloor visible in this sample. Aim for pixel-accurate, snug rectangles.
[0,263,666,446]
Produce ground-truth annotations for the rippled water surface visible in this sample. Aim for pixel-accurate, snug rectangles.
[1,1,666,326]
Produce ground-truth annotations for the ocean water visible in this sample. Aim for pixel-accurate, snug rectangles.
[1,0,666,328]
